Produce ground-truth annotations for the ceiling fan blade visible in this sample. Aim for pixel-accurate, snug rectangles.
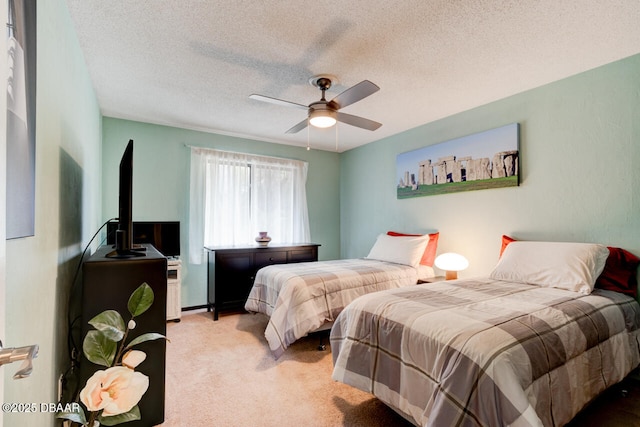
[285,118,309,134]
[328,80,380,110]
[336,112,382,131]
[249,94,309,111]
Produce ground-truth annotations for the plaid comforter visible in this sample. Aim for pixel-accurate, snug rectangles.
[331,278,640,427]
[244,259,420,358]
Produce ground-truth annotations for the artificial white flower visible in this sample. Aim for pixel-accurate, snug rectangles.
[80,366,149,416]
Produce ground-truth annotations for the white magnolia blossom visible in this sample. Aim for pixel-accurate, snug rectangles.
[80,366,149,417]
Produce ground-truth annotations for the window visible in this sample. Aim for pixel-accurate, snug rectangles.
[189,148,310,263]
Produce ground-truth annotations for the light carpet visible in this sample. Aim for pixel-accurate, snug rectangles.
[163,310,413,427]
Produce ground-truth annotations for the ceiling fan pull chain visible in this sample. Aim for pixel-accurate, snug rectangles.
[307,118,311,151]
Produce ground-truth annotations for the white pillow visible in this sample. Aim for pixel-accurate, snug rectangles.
[366,233,431,268]
[489,241,610,294]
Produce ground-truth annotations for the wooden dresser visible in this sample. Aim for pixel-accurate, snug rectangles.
[205,243,320,320]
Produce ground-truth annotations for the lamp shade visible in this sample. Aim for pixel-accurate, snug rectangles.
[309,109,337,128]
[434,253,469,280]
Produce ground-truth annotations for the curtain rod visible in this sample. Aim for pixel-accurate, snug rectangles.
[183,144,308,164]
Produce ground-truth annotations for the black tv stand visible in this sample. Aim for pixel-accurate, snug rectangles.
[105,248,147,258]
[106,228,148,258]
[81,244,167,426]
[106,242,148,258]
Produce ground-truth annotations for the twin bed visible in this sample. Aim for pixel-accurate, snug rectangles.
[332,279,640,426]
[245,234,640,426]
[244,232,438,357]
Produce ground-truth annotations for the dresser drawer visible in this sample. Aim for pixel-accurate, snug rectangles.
[288,247,318,262]
[254,250,288,268]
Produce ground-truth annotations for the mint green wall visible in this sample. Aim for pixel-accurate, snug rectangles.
[341,54,640,279]
[102,54,640,307]
[4,1,103,426]
[102,118,341,307]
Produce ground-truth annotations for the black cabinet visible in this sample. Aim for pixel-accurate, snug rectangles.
[81,244,167,427]
[206,243,320,320]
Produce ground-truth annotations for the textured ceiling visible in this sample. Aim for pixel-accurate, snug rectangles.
[66,0,640,152]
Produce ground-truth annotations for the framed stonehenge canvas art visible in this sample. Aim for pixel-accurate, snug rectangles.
[397,123,519,199]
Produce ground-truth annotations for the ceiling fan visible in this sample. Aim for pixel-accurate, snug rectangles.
[250,75,382,134]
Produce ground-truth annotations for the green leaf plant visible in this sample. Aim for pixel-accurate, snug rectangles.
[57,283,168,427]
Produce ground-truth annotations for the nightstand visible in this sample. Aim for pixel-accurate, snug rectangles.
[418,276,446,283]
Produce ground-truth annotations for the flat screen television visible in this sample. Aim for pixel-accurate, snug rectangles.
[106,139,145,258]
[107,221,180,258]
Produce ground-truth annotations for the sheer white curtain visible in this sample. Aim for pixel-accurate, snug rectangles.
[189,148,310,264]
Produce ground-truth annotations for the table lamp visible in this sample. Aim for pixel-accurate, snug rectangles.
[434,253,469,280]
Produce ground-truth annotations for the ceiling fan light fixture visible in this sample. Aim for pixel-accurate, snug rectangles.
[252,76,381,135]
[309,109,337,128]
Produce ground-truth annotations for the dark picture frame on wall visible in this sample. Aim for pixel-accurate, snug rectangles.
[6,0,36,239]
[396,123,520,199]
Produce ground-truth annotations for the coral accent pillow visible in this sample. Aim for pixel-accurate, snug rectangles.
[500,235,517,257]
[594,247,640,297]
[387,231,439,266]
